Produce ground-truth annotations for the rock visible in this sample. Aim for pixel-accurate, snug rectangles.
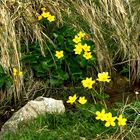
[0,97,65,138]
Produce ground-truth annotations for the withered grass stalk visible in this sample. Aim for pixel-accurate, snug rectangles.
[0,0,62,103]
[0,0,140,104]
[57,0,140,84]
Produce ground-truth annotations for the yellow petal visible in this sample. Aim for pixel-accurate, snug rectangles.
[13,68,17,73]
[105,122,110,127]
[41,7,46,11]
[19,71,23,75]
[38,15,43,21]
[95,111,100,115]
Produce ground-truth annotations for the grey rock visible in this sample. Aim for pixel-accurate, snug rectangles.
[0,97,65,138]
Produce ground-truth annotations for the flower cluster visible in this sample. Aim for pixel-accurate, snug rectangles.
[97,72,111,82]
[55,51,64,59]
[81,77,95,89]
[55,32,93,60]
[13,68,23,76]
[81,72,111,89]
[67,94,87,105]
[38,7,55,22]
[95,109,127,127]
[73,31,92,60]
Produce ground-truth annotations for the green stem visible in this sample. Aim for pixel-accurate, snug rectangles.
[100,85,107,109]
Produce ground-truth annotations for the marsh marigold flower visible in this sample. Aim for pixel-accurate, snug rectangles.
[67,94,77,105]
[81,77,95,89]
[19,71,23,76]
[13,68,23,76]
[117,114,127,126]
[96,72,111,82]
[47,15,55,22]
[77,31,85,38]
[13,68,18,76]
[83,51,92,60]
[41,11,51,18]
[38,15,43,21]
[95,109,107,121]
[105,113,117,127]
[41,7,46,11]
[78,96,87,105]
[74,43,83,54]
[73,35,81,44]
[55,51,64,59]
[82,44,90,52]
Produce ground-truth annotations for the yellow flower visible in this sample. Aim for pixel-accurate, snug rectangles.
[96,72,111,82]
[74,43,83,54]
[11,109,14,112]
[73,35,81,44]
[117,115,127,126]
[78,96,87,104]
[41,7,46,11]
[19,71,23,76]
[77,31,85,38]
[41,11,51,18]
[13,68,23,76]
[38,15,43,21]
[55,51,64,59]
[13,68,18,76]
[82,44,90,52]
[81,77,95,89]
[105,113,117,127]
[47,15,55,22]
[83,51,92,60]
[67,94,77,105]
[95,109,107,121]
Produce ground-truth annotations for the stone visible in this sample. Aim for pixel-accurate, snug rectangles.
[0,97,65,138]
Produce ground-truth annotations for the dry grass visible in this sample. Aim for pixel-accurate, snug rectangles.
[0,0,140,104]
[113,100,140,140]
[0,0,63,103]
[57,0,140,84]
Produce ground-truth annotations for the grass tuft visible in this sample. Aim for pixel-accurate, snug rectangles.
[2,100,140,140]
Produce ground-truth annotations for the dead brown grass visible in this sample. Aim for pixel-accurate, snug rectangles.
[57,0,140,84]
[0,0,63,103]
[0,0,140,104]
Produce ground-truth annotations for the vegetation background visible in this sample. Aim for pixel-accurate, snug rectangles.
[0,0,140,139]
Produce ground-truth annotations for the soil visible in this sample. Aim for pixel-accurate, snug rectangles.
[0,108,14,131]
[106,74,139,104]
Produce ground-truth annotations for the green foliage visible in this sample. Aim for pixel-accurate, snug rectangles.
[2,111,116,140]
[21,25,96,86]
[95,92,110,100]
[0,65,12,89]
[120,65,129,77]
[116,101,140,123]
[3,100,140,140]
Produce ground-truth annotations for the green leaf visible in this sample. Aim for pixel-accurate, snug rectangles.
[49,78,63,86]
[5,77,13,88]
[53,70,69,81]
[95,93,110,100]
[0,65,5,74]
[21,54,39,63]
[0,77,5,88]
[82,40,95,48]
[41,59,54,70]
[79,59,87,67]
